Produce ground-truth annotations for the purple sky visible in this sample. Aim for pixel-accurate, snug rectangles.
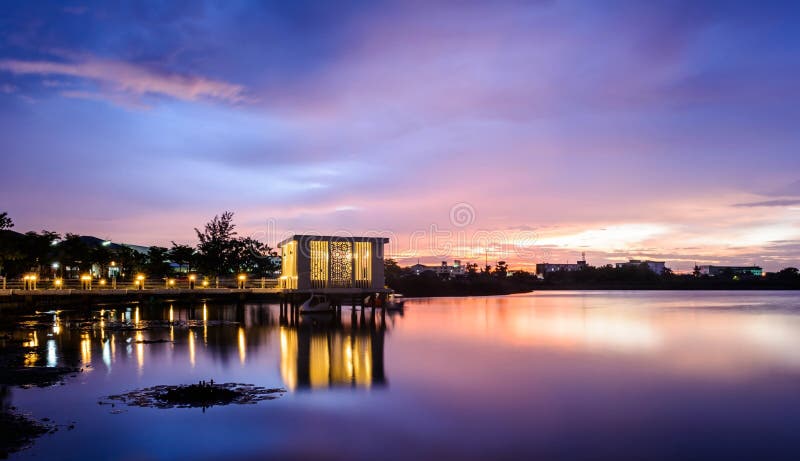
[1,1,799,271]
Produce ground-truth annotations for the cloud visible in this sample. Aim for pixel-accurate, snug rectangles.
[0,57,247,105]
[0,83,17,94]
[767,180,800,197]
[733,199,800,208]
[60,89,151,110]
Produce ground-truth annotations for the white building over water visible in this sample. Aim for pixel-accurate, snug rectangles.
[278,235,389,291]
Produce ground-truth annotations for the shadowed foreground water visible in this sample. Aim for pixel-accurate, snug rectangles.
[5,291,800,460]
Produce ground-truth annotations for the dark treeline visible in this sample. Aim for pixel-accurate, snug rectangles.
[0,211,278,281]
[537,264,800,290]
[386,259,800,296]
[385,259,537,297]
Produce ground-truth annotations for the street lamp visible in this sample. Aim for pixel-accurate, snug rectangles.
[238,274,247,289]
[109,261,117,288]
[24,274,37,290]
[136,274,145,290]
[188,274,196,290]
[80,274,92,290]
[54,278,63,289]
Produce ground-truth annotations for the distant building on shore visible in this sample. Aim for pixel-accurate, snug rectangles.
[411,260,465,278]
[697,265,763,277]
[615,259,667,275]
[536,254,589,276]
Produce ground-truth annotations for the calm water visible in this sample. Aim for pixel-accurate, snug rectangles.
[5,291,800,460]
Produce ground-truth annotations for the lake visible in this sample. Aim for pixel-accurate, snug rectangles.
[4,291,800,460]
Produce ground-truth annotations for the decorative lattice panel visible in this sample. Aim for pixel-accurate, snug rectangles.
[354,241,372,287]
[310,240,329,288]
[330,241,352,288]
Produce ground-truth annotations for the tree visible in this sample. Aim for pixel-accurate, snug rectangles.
[775,267,800,283]
[0,231,25,277]
[22,231,60,276]
[115,246,147,279]
[58,234,91,274]
[231,236,278,276]
[0,212,12,230]
[145,246,172,278]
[195,211,238,278]
[89,245,112,278]
[384,259,403,286]
[494,260,508,278]
[168,242,196,273]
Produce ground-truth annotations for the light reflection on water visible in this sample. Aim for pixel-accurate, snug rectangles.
[5,291,800,461]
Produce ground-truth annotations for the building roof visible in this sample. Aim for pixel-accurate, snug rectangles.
[700,265,762,269]
[278,234,390,247]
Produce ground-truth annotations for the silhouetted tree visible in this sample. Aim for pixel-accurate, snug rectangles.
[168,242,196,273]
[0,230,24,277]
[494,261,508,278]
[115,246,147,279]
[0,212,13,230]
[775,267,799,282]
[384,259,403,286]
[58,234,91,275]
[194,212,238,279]
[145,246,172,278]
[22,231,60,276]
[231,237,278,276]
[89,245,112,278]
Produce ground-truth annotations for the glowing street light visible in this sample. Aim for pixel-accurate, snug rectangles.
[24,274,38,290]
[135,274,145,290]
[238,274,247,289]
[202,279,209,288]
[54,278,63,289]
[188,274,196,290]
[80,274,92,290]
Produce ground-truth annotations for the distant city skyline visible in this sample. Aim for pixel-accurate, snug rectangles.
[1,1,799,271]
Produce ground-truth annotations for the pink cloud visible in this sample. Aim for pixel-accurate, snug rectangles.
[0,57,247,104]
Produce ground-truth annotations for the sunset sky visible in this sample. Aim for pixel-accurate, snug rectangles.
[1,1,799,271]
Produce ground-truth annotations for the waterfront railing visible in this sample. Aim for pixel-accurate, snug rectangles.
[0,276,279,292]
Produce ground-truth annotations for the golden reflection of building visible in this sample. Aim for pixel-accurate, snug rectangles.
[136,331,144,371]
[188,329,196,367]
[238,327,247,364]
[280,310,387,391]
[80,332,92,367]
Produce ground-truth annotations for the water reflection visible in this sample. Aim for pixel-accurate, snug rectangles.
[8,303,391,391]
[5,293,800,461]
[278,309,387,390]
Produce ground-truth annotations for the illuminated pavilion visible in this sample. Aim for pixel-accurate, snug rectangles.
[278,235,389,292]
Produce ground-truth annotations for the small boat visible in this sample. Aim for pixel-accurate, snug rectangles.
[300,294,331,313]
